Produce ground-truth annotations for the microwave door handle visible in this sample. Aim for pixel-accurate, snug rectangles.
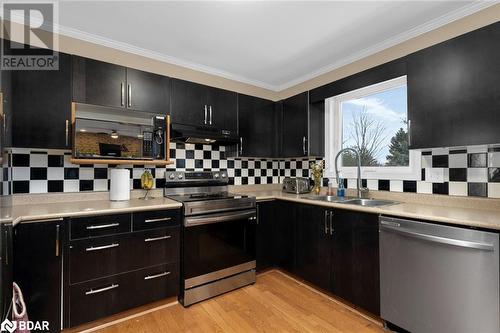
[184,209,256,227]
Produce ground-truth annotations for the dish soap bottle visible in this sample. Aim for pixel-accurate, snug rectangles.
[337,178,345,197]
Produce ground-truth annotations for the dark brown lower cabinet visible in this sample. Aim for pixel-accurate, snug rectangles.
[13,209,181,332]
[294,204,332,292]
[266,202,380,316]
[256,201,275,272]
[14,219,64,332]
[69,262,178,327]
[66,209,181,328]
[331,209,380,315]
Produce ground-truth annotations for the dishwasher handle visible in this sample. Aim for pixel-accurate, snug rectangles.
[380,223,495,251]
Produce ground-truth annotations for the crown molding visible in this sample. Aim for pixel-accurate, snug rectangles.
[274,1,497,91]
[3,2,497,93]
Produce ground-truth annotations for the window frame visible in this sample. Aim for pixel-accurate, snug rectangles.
[324,76,421,181]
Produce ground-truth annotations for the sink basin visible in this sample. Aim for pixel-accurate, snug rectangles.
[300,195,355,203]
[301,195,398,207]
[342,198,398,207]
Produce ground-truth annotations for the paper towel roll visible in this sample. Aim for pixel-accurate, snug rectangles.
[110,169,130,201]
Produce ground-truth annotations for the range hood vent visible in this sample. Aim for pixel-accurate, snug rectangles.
[170,123,238,145]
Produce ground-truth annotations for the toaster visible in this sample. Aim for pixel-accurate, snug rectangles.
[282,177,313,194]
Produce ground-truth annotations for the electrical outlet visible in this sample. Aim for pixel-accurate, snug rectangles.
[426,168,445,183]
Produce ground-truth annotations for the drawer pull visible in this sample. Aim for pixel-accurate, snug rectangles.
[86,223,120,230]
[145,235,171,242]
[144,271,170,280]
[144,217,172,224]
[85,283,119,295]
[85,243,119,252]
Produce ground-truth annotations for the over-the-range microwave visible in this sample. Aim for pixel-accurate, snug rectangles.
[73,103,166,160]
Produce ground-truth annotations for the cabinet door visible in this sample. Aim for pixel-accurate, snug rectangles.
[1,68,12,148]
[12,52,71,149]
[331,210,380,315]
[126,68,171,114]
[206,87,237,132]
[14,220,64,331]
[238,94,278,157]
[407,21,500,149]
[281,92,308,157]
[272,201,296,273]
[170,79,207,127]
[294,204,332,291]
[72,56,127,109]
[256,201,275,272]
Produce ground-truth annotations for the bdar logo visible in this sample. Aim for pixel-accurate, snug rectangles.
[0,319,16,333]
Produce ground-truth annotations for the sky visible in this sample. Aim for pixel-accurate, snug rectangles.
[341,85,408,165]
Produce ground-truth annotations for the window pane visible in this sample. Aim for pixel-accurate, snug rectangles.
[341,85,408,167]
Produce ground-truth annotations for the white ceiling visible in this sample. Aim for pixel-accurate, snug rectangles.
[54,1,492,91]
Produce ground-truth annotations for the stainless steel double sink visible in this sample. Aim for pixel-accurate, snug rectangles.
[300,195,398,207]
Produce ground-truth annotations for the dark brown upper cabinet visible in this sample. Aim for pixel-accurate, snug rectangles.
[72,56,170,114]
[407,21,500,149]
[171,78,237,134]
[11,52,72,149]
[125,68,171,114]
[238,94,278,157]
[280,92,309,157]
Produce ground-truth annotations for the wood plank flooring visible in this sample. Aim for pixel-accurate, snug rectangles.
[77,270,384,333]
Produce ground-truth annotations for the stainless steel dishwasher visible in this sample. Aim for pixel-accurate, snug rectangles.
[379,216,499,333]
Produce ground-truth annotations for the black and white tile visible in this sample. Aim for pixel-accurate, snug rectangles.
[341,145,500,198]
[8,144,318,194]
[7,144,500,199]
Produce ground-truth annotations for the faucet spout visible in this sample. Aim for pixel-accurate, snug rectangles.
[334,148,365,198]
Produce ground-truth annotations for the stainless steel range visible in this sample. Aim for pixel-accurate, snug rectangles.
[164,170,257,307]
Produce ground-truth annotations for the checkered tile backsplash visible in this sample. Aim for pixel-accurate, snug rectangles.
[3,144,500,198]
[3,143,321,195]
[341,146,500,198]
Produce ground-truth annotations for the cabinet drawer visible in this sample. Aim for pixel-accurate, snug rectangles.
[70,214,131,239]
[69,227,180,284]
[133,209,180,231]
[69,263,179,327]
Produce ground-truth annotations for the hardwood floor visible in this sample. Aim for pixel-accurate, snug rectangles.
[75,270,384,333]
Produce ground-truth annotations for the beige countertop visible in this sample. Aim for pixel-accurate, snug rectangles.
[232,188,500,231]
[2,185,500,231]
[1,197,182,226]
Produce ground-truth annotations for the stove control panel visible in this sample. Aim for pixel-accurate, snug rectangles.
[164,170,229,185]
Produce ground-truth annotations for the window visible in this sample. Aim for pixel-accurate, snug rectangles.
[325,76,421,180]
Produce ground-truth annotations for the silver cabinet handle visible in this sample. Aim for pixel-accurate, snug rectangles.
[144,217,171,224]
[256,205,259,225]
[86,223,120,230]
[144,271,170,280]
[120,83,125,106]
[65,120,69,147]
[324,211,329,234]
[145,235,171,242]
[85,284,119,295]
[127,84,132,107]
[204,105,207,124]
[329,211,334,235]
[55,224,60,257]
[209,105,213,125]
[239,137,243,155]
[86,243,119,252]
[380,224,494,251]
[302,136,307,155]
[408,119,412,147]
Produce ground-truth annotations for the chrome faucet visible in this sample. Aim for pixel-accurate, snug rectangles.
[334,148,368,199]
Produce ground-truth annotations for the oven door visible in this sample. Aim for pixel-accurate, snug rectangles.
[183,209,256,287]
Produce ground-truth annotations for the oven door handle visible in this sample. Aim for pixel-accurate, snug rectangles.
[184,209,256,227]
